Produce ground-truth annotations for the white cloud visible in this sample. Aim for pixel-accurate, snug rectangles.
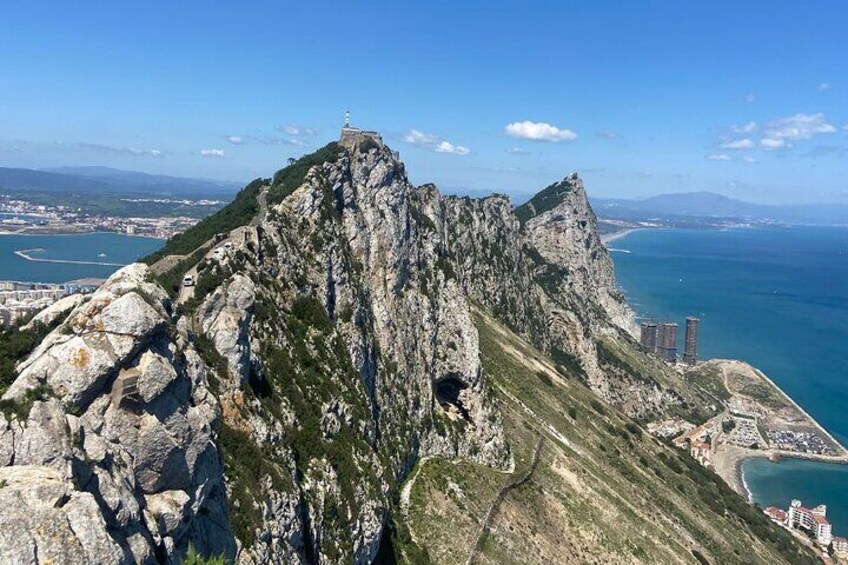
[596,130,620,140]
[200,149,225,157]
[403,129,470,155]
[760,138,786,149]
[434,141,470,155]
[403,130,439,146]
[504,120,577,142]
[706,154,732,161]
[818,82,833,92]
[759,113,836,149]
[227,135,243,145]
[730,121,758,134]
[281,125,319,136]
[744,93,757,103]
[765,112,837,139]
[742,156,758,163]
[720,138,755,149]
[506,147,531,155]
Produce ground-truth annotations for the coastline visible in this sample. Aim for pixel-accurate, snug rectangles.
[0,229,163,240]
[601,227,644,245]
[709,367,848,501]
[14,248,126,268]
[612,226,848,504]
[707,358,848,501]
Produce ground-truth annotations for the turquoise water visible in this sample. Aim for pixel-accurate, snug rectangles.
[611,226,848,535]
[0,232,163,283]
[743,458,848,536]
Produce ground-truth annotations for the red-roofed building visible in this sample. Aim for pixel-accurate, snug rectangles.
[690,440,712,466]
[764,506,787,525]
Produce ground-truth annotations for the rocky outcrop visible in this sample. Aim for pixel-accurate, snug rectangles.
[520,174,636,335]
[0,264,234,563]
[197,273,256,389]
[22,293,87,331]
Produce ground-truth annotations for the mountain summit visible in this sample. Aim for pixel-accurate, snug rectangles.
[0,135,815,564]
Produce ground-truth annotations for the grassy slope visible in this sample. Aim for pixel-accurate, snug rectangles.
[402,308,816,565]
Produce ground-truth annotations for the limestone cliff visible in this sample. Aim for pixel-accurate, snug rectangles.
[1,265,233,563]
[0,137,815,564]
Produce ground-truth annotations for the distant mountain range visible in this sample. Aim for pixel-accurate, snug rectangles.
[0,166,242,197]
[591,191,848,226]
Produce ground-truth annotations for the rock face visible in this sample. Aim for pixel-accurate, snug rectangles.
[1,264,234,563]
[0,137,706,563]
[520,174,636,334]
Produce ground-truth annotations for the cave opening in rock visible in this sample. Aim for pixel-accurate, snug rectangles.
[434,375,471,421]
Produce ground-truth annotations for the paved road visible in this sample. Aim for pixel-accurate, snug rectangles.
[250,187,268,227]
[171,187,270,307]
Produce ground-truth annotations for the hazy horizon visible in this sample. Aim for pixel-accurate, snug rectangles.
[1,2,846,205]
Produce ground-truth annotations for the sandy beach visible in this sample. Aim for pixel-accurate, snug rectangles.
[712,444,765,498]
[601,227,644,245]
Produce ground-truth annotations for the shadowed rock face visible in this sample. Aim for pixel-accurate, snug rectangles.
[434,376,470,420]
[0,139,688,563]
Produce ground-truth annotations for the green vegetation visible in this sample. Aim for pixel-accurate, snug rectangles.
[0,320,60,396]
[183,544,228,565]
[172,258,233,313]
[688,364,732,403]
[218,424,290,547]
[535,370,553,387]
[402,308,817,564]
[267,142,342,206]
[379,510,432,564]
[143,177,267,265]
[549,346,587,382]
[732,377,787,411]
[514,179,573,225]
[290,295,332,332]
[191,331,227,395]
[217,287,382,555]
[0,384,52,420]
[155,248,206,299]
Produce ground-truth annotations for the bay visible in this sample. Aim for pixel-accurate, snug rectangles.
[611,226,848,535]
[0,232,163,283]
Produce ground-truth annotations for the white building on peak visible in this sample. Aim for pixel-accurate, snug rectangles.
[339,111,385,150]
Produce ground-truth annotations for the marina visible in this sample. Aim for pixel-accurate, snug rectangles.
[0,232,163,284]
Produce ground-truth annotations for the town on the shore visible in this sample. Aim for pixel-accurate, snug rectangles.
[641,315,848,560]
[0,280,99,329]
[0,194,210,238]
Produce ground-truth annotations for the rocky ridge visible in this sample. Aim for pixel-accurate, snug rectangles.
[0,136,808,563]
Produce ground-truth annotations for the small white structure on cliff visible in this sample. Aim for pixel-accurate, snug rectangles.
[339,110,384,150]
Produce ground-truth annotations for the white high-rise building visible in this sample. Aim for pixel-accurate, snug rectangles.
[787,500,832,546]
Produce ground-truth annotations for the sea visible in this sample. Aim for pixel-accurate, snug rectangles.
[611,225,848,536]
[0,232,163,283]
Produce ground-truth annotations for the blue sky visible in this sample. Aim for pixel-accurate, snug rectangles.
[1,1,846,204]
